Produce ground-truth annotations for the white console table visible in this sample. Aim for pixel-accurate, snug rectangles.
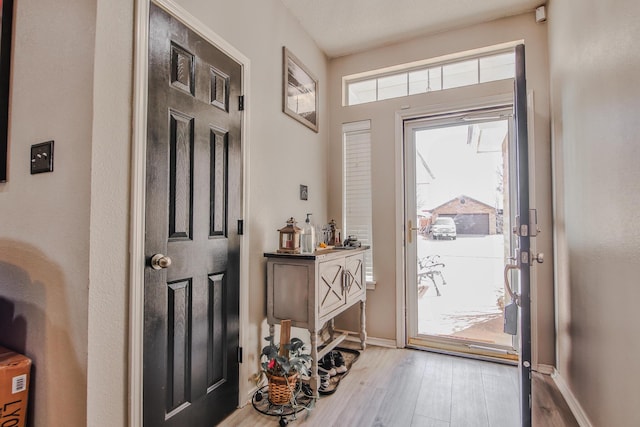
[264,247,368,396]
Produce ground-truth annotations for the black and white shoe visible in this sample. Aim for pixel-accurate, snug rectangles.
[332,351,347,374]
[317,371,331,393]
[319,353,337,376]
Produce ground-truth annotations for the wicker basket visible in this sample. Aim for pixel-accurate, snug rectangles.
[267,372,298,405]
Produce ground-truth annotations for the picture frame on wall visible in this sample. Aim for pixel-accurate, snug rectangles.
[282,47,318,133]
[0,0,14,182]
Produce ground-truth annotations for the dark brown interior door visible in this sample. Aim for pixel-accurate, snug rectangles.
[144,3,242,426]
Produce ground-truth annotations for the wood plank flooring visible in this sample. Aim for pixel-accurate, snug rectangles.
[532,371,579,427]
[219,346,578,427]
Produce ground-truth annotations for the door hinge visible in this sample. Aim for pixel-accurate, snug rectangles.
[239,95,245,111]
[238,219,244,235]
[237,346,243,363]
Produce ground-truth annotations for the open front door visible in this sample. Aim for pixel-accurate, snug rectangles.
[511,43,532,427]
[403,43,533,425]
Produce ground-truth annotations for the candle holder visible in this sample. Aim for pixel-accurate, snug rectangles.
[277,217,301,254]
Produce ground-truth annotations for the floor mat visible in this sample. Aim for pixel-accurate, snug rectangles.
[318,347,360,396]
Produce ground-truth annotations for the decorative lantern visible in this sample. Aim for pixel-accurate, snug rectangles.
[327,219,341,246]
[277,217,301,254]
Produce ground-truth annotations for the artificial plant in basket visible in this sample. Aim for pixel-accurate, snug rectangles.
[261,335,311,378]
[261,335,312,405]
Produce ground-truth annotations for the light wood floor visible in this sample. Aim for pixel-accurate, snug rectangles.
[220,346,578,427]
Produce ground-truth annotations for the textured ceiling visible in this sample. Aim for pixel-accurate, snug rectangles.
[281,0,542,57]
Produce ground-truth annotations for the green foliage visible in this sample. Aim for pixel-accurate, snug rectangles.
[261,336,311,377]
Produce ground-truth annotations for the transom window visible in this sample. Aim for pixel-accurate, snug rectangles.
[345,49,515,106]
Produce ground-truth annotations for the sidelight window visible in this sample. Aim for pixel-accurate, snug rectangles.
[343,120,374,283]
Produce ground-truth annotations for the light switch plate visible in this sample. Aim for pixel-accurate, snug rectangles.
[31,140,54,174]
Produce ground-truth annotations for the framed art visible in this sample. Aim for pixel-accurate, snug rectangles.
[283,47,318,133]
[0,0,14,182]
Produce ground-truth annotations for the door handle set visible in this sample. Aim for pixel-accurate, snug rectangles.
[150,253,172,270]
[513,212,545,265]
[503,249,543,308]
[504,256,521,307]
[532,252,544,263]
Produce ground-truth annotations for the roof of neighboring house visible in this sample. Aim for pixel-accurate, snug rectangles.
[428,195,496,212]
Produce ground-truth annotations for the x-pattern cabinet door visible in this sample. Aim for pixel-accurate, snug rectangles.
[345,254,365,301]
[318,258,346,317]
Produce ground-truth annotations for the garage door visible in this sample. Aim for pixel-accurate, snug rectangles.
[453,214,490,235]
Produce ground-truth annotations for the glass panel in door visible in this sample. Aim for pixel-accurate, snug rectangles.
[406,108,517,357]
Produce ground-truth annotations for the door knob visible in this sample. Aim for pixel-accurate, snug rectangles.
[532,252,544,263]
[150,253,172,270]
[503,262,520,306]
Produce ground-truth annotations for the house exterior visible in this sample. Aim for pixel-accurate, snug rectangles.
[431,195,498,235]
[0,1,638,426]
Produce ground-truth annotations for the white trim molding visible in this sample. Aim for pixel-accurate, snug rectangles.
[533,363,555,376]
[128,1,151,424]
[551,369,594,427]
[394,89,514,351]
[345,334,398,349]
[129,0,251,425]
[526,89,541,371]
[394,106,406,348]
[364,336,398,349]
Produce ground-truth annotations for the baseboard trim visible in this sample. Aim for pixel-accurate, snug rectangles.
[365,336,397,348]
[534,363,555,375]
[238,384,259,408]
[551,369,593,427]
[343,334,397,349]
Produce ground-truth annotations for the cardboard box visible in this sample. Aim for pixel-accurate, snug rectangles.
[0,347,31,427]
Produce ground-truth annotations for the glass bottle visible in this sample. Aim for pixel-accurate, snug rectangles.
[301,213,316,253]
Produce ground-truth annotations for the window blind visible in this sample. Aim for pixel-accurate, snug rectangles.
[343,120,374,282]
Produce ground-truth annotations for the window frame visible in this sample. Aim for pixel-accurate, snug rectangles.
[344,46,516,106]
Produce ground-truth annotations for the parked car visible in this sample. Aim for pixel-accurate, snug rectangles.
[431,217,457,240]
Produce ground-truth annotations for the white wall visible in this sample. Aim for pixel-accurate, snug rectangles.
[548,0,640,425]
[327,13,556,366]
[0,0,97,426]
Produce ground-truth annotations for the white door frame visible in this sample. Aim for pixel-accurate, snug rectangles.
[129,0,252,424]
[393,90,515,349]
[402,106,517,354]
[394,89,539,369]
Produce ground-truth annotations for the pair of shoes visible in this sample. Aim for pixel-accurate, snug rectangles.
[319,351,347,376]
[332,351,347,374]
[319,353,337,376]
